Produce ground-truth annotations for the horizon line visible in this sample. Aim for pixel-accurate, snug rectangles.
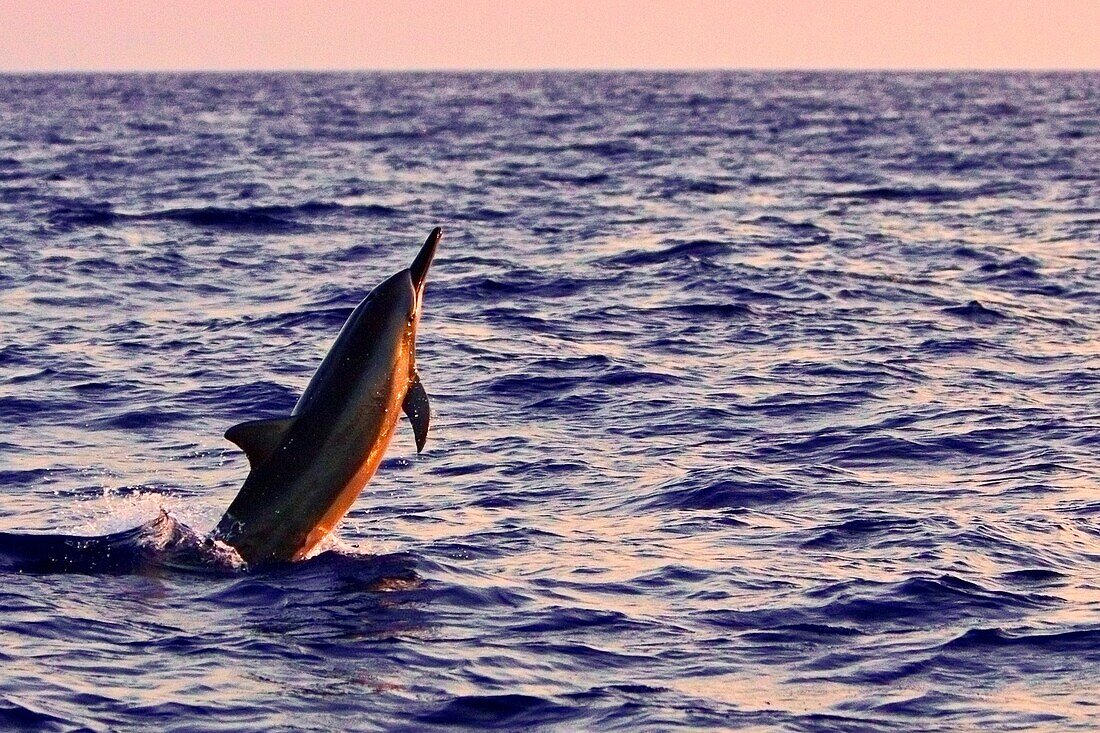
[1,66,1097,75]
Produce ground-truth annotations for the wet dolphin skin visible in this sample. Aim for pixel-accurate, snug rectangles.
[213,228,441,564]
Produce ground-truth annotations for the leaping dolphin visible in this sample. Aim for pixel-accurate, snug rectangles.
[212,227,442,565]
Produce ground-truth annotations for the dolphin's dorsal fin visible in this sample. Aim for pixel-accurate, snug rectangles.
[402,371,430,453]
[225,416,296,468]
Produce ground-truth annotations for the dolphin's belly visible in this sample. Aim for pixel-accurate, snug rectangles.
[291,408,404,560]
[234,367,409,562]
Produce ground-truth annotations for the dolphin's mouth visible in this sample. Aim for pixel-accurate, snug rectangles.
[410,227,442,293]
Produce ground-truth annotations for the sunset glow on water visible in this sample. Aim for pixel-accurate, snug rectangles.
[0,70,1098,730]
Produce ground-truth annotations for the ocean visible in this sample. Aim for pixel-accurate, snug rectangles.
[0,71,1098,731]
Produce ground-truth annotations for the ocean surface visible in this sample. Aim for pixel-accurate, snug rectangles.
[0,71,1098,731]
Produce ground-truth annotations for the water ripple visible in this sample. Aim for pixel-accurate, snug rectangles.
[1,70,1098,731]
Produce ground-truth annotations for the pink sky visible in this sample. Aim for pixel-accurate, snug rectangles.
[1,0,1097,71]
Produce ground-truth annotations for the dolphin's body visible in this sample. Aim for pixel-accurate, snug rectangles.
[212,228,441,565]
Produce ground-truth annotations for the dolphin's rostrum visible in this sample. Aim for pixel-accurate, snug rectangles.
[213,227,442,565]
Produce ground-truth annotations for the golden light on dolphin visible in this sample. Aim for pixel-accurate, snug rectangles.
[213,227,442,565]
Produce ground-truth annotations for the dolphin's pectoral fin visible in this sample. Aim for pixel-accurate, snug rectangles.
[402,372,431,454]
[225,416,296,469]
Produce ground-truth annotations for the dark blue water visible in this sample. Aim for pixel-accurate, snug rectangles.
[1,71,1098,731]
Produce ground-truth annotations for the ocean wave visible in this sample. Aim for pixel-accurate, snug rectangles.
[0,699,82,732]
[800,515,924,549]
[602,239,729,268]
[939,626,1100,654]
[418,694,576,729]
[638,473,801,511]
[47,199,399,233]
[821,180,1017,203]
[941,300,1007,324]
[0,512,231,574]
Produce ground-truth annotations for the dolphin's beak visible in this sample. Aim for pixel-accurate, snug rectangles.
[410,227,442,293]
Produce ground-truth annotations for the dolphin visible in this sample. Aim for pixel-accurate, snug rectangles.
[211,227,442,565]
